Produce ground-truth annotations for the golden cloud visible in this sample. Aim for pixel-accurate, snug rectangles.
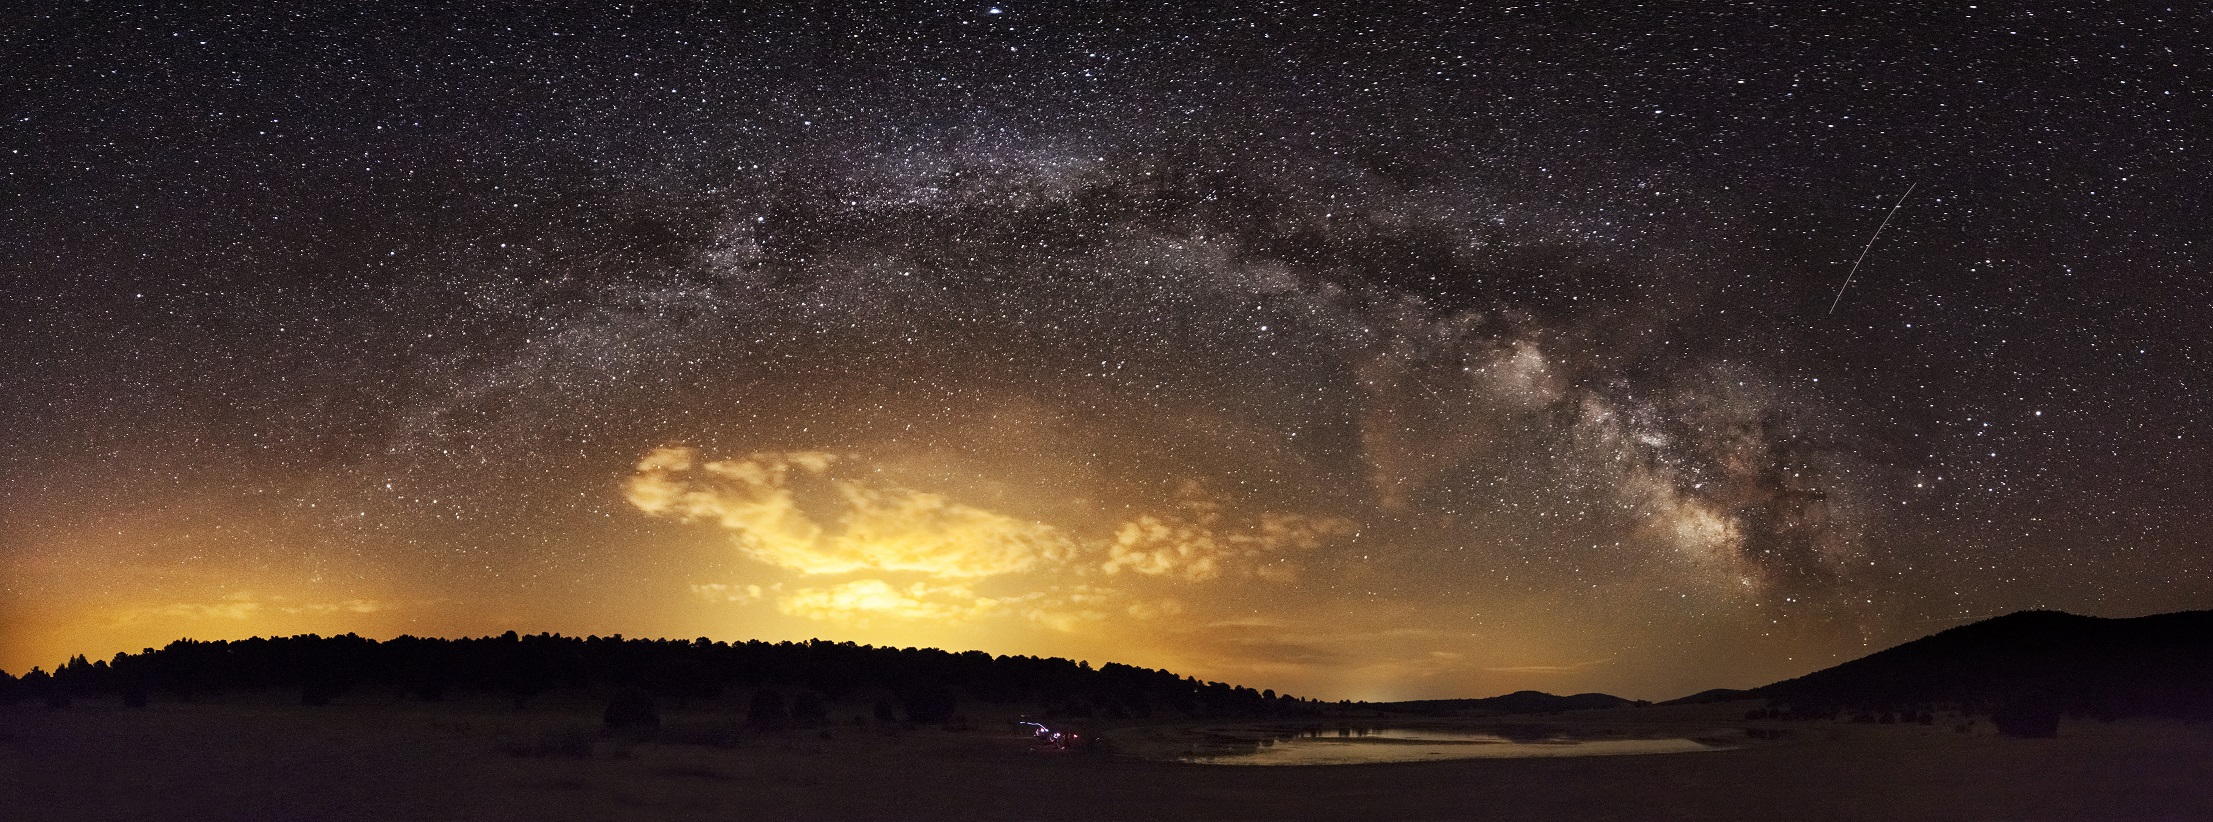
[635,449,1361,638]
[628,447,1074,579]
[1482,657,1616,674]
[775,579,999,623]
[1006,585,1119,632]
[108,593,387,625]
[1102,484,1356,582]
[690,582,766,603]
[1123,598,1186,620]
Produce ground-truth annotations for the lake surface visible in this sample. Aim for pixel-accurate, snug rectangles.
[1172,726,1730,765]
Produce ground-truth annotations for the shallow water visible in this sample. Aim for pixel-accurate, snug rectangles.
[1174,727,1728,765]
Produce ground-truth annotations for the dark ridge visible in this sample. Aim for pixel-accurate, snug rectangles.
[1374,690,1641,716]
[1658,688,1757,706]
[1753,609,2213,725]
[0,632,1317,721]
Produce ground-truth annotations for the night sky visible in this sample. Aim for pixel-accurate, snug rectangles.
[3,4,2208,701]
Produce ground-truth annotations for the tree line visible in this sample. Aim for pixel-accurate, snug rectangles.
[0,632,1318,722]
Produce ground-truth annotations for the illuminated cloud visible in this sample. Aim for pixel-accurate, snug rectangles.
[1123,598,1186,621]
[1102,483,1356,582]
[691,582,766,603]
[134,593,264,622]
[286,599,387,615]
[1483,657,1616,674]
[110,593,387,624]
[639,447,1358,639]
[1008,585,1120,632]
[775,579,998,623]
[628,447,1075,579]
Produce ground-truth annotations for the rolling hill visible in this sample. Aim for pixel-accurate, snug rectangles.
[1752,609,2213,724]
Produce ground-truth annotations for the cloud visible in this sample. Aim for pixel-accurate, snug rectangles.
[775,579,998,623]
[110,593,386,624]
[1101,482,1356,582]
[628,447,1075,579]
[636,447,1363,638]
[283,599,386,615]
[1124,598,1186,621]
[1483,657,1616,674]
[691,582,766,603]
[145,594,263,622]
[1008,585,1120,632]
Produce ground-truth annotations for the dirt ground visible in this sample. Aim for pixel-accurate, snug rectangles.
[3,698,2210,821]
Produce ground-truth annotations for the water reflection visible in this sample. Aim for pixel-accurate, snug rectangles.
[1171,725,1729,765]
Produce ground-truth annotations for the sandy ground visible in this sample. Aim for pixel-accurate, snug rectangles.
[3,698,2210,821]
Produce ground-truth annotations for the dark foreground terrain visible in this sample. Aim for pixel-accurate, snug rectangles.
[4,699,2209,821]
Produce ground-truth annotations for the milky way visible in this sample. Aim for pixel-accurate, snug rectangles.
[3,4,2207,699]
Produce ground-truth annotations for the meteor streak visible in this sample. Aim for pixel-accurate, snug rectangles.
[1828,182,1917,315]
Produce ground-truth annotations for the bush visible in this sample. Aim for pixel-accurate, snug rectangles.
[499,728,596,758]
[1992,702,2060,738]
[653,720,745,748]
[790,691,828,726]
[902,684,959,725]
[604,688,661,731]
[747,688,788,729]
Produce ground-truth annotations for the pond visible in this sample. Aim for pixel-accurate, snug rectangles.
[1160,725,1733,766]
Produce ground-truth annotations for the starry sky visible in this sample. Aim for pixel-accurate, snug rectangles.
[2,4,2208,701]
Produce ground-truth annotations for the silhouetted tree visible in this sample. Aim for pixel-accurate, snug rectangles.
[873,697,900,724]
[493,635,553,708]
[0,669,16,705]
[22,631,1325,722]
[21,668,64,708]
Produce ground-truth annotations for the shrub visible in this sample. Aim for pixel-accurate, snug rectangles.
[790,691,828,726]
[902,684,959,725]
[500,728,596,758]
[747,688,788,729]
[1992,702,2060,738]
[603,688,661,731]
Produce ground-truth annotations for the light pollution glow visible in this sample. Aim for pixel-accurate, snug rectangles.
[625,445,1353,631]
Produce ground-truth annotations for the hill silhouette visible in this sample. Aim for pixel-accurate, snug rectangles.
[0,632,1315,721]
[1375,691,1641,716]
[1657,688,1755,706]
[1751,609,2213,729]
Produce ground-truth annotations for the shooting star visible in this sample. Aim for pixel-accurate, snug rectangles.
[1827,182,1917,315]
